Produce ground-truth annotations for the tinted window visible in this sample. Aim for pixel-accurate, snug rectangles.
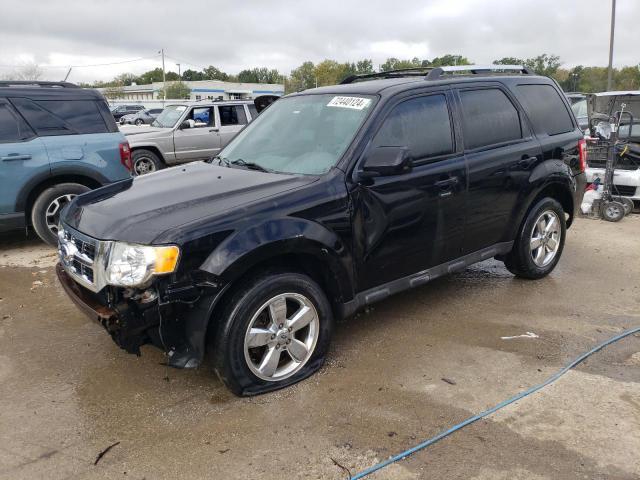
[11,98,72,136]
[372,94,453,160]
[248,104,258,119]
[516,84,574,136]
[34,100,108,134]
[0,103,34,143]
[219,105,248,126]
[459,89,522,149]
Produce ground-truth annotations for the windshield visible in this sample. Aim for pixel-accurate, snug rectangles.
[152,104,187,128]
[219,94,375,175]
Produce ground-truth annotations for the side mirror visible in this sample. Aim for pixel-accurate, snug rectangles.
[179,120,192,130]
[359,146,412,179]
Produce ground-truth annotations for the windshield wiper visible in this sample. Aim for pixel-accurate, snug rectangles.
[229,158,270,173]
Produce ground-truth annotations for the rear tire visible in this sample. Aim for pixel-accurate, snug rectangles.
[503,197,566,279]
[31,183,90,246]
[132,149,164,176]
[210,272,333,396]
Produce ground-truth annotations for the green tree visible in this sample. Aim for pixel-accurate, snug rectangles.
[157,81,191,99]
[356,59,374,74]
[493,57,526,66]
[203,65,229,81]
[428,54,471,67]
[138,68,165,84]
[615,66,640,90]
[182,69,204,81]
[113,73,140,86]
[524,54,561,77]
[379,57,422,71]
[288,61,316,92]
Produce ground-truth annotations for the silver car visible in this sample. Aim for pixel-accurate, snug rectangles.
[120,108,164,126]
[125,100,260,176]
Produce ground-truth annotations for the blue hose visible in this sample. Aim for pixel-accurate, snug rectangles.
[350,326,640,479]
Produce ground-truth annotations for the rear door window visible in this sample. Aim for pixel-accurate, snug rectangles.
[218,105,248,126]
[516,84,574,136]
[0,102,35,143]
[459,89,522,150]
[371,94,454,161]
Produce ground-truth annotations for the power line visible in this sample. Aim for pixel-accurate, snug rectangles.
[0,54,160,70]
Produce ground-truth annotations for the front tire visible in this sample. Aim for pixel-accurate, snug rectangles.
[132,149,164,176]
[504,197,566,279]
[31,183,90,246]
[211,272,333,396]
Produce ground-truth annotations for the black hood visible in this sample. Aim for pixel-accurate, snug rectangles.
[63,162,316,244]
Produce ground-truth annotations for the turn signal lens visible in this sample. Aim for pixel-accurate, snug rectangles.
[154,246,180,274]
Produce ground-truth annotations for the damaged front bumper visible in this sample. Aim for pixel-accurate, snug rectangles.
[56,263,221,369]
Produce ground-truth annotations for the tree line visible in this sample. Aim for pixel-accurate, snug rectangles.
[7,53,639,95]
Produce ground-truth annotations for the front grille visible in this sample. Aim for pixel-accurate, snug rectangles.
[58,225,104,291]
[613,185,637,197]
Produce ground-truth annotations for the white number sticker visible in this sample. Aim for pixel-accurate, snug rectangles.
[327,96,371,110]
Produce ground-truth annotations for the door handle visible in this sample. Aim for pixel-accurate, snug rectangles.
[1,154,32,161]
[518,156,537,169]
[209,128,219,132]
[434,176,459,188]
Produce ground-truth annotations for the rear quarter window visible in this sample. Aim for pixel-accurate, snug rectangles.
[516,84,574,136]
[11,98,110,135]
[459,89,522,150]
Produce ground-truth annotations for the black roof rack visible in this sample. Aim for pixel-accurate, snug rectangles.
[340,67,435,84]
[340,65,532,84]
[0,80,79,88]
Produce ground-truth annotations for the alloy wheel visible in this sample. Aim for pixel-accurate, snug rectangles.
[243,293,319,381]
[45,194,76,235]
[530,210,561,267]
[133,156,157,176]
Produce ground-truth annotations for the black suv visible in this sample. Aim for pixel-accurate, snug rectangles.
[56,66,586,395]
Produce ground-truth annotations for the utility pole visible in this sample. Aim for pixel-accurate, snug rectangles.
[159,49,166,103]
[607,0,616,91]
[176,63,181,80]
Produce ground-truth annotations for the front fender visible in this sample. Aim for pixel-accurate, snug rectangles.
[200,217,353,302]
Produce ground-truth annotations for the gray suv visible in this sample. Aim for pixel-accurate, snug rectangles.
[125,100,261,175]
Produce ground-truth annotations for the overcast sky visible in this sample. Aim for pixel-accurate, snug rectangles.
[0,0,638,83]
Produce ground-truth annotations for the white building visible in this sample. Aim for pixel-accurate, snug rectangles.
[99,79,284,105]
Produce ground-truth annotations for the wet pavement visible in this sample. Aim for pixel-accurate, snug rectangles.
[1,216,639,480]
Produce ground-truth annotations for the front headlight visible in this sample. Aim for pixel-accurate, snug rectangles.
[106,242,180,287]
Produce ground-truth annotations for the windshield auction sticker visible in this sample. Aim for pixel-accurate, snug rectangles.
[327,96,371,110]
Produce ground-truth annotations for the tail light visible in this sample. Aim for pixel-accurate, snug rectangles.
[119,142,132,171]
[578,138,587,172]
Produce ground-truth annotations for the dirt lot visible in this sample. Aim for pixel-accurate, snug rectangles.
[1,216,639,480]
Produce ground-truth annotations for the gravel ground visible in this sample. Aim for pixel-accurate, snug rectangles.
[0,215,639,480]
